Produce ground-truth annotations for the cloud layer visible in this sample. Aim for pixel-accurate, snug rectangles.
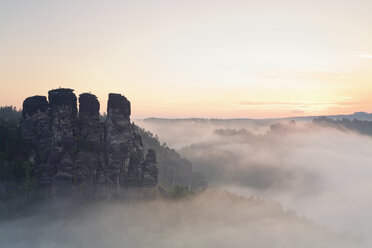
[138,119,372,237]
[0,191,364,248]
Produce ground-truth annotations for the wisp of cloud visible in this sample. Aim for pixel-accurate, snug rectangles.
[137,119,372,239]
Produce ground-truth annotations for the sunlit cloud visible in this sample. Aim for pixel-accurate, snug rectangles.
[233,101,361,116]
[353,52,372,59]
[339,76,353,79]
[237,101,358,108]
[292,110,305,115]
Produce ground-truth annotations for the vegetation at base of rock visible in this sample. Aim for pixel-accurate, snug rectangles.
[0,106,21,122]
[0,118,22,161]
[0,116,37,195]
[168,185,193,199]
[157,184,194,199]
[133,125,207,191]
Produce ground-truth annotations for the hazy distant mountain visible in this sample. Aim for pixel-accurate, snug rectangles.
[144,112,372,123]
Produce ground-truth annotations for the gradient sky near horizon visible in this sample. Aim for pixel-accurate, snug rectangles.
[1,0,372,119]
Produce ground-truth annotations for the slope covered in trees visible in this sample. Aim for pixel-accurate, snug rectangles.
[0,106,21,122]
[133,124,207,191]
[313,117,372,137]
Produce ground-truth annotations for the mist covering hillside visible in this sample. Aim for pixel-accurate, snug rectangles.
[2,0,372,246]
[0,190,364,248]
[136,116,372,243]
[1,107,372,247]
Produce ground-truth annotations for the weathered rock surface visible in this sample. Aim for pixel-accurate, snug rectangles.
[105,93,134,194]
[48,89,78,196]
[21,95,53,187]
[75,93,102,199]
[142,149,158,186]
[21,88,158,200]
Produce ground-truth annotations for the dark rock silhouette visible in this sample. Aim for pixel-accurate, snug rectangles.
[142,149,158,186]
[21,95,52,187]
[48,89,77,196]
[75,93,102,199]
[21,88,158,200]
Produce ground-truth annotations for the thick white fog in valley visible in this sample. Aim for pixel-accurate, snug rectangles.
[137,119,372,239]
[2,0,372,246]
[0,191,365,248]
[1,118,372,247]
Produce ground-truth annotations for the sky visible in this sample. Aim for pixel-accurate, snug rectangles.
[1,0,372,118]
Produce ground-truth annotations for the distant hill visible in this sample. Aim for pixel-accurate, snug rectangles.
[143,111,372,123]
[313,116,372,137]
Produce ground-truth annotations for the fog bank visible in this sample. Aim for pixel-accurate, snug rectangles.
[0,191,364,248]
[136,119,372,236]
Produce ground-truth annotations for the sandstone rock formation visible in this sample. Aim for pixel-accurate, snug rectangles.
[21,95,52,187]
[133,125,207,192]
[21,88,158,200]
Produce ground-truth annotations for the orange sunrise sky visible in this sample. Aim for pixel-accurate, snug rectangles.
[1,0,372,119]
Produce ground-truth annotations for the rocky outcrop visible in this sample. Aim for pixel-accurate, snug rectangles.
[48,89,78,196]
[21,96,52,187]
[49,88,77,151]
[21,88,158,200]
[105,93,134,193]
[75,93,102,199]
[142,149,158,186]
[133,125,207,191]
[78,93,101,150]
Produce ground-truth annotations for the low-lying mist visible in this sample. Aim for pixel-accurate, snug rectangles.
[0,191,364,248]
[2,118,372,247]
[137,119,372,238]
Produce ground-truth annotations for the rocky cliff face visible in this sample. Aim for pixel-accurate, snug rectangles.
[21,88,158,200]
[21,95,52,187]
